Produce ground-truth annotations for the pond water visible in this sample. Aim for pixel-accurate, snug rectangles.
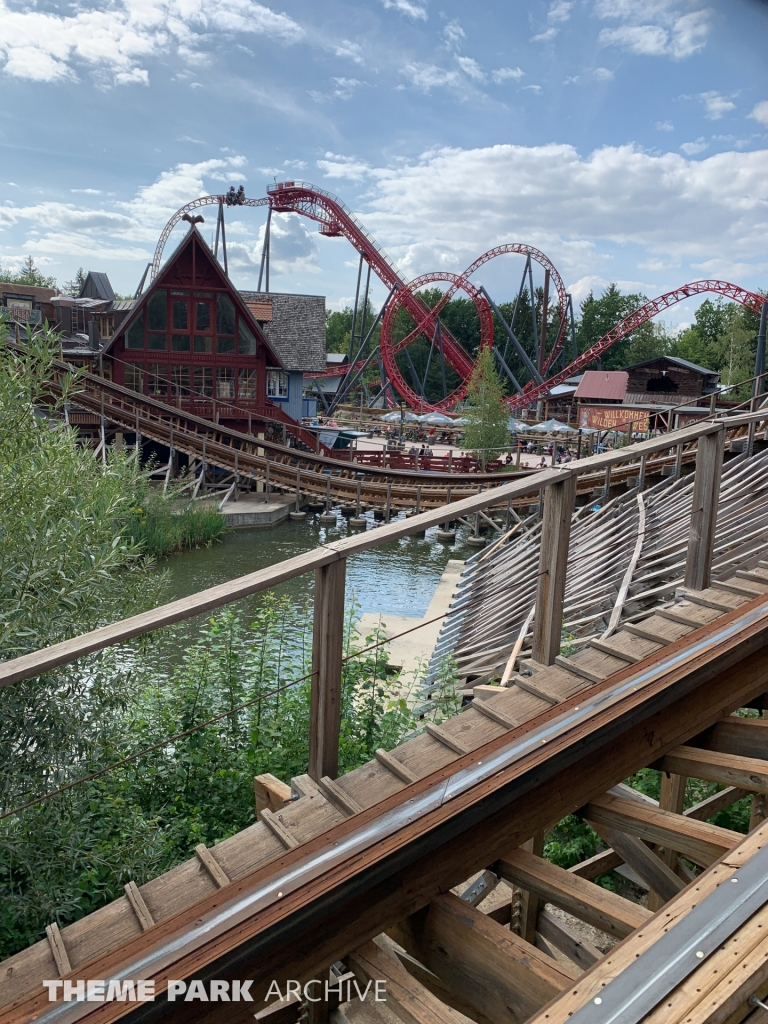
[158,514,476,628]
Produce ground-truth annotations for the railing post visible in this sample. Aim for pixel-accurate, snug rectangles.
[309,558,346,781]
[684,426,724,591]
[532,473,577,666]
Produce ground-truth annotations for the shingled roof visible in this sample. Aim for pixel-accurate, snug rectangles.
[239,291,326,373]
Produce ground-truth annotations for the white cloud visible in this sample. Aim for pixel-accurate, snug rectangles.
[596,3,710,60]
[656,120,674,131]
[532,0,572,42]
[401,62,462,92]
[748,100,768,128]
[381,0,427,20]
[700,91,735,120]
[334,40,364,65]
[592,66,613,80]
[680,138,707,155]
[352,142,768,286]
[71,188,103,194]
[0,0,303,87]
[443,20,465,47]
[523,84,542,93]
[491,66,524,83]
[317,153,375,181]
[456,56,484,82]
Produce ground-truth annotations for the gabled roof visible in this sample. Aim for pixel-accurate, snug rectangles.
[239,291,326,373]
[574,370,628,401]
[626,355,718,377]
[101,228,281,367]
[80,272,115,302]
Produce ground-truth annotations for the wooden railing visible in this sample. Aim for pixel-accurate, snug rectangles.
[2,411,766,781]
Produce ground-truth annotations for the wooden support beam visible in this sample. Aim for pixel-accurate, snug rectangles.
[45,922,71,977]
[584,792,740,867]
[688,419,724,589]
[309,558,346,781]
[532,474,577,666]
[705,717,768,760]
[347,939,469,1024]
[318,776,363,817]
[568,848,623,881]
[536,908,602,971]
[648,770,687,912]
[657,744,768,794]
[684,785,750,821]
[588,823,685,905]
[516,833,544,944]
[390,892,576,1024]
[194,843,230,888]
[588,639,641,664]
[496,848,650,940]
[425,723,470,756]
[376,748,420,785]
[254,773,292,819]
[471,699,519,729]
[261,808,301,848]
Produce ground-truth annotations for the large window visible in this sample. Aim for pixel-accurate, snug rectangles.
[172,365,190,397]
[171,334,190,352]
[217,367,235,399]
[266,369,288,400]
[147,289,167,331]
[125,311,144,350]
[193,366,213,398]
[125,363,143,392]
[196,301,211,332]
[238,319,257,355]
[148,364,168,396]
[238,368,257,398]
[148,332,166,351]
[172,301,188,331]
[217,293,235,336]
[194,336,213,353]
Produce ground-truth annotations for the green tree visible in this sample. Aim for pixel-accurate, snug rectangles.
[462,346,509,468]
[64,267,87,297]
[1,255,58,289]
[577,284,670,370]
[670,298,761,396]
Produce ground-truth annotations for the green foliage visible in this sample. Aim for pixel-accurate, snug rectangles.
[326,300,381,356]
[0,600,441,958]
[670,298,762,398]
[0,256,57,289]
[578,284,671,370]
[124,489,226,558]
[461,347,509,467]
[544,815,599,868]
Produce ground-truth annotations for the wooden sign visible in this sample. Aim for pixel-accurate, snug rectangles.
[578,405,650,431]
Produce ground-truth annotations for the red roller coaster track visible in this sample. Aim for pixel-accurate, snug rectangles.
[151,183,765,413]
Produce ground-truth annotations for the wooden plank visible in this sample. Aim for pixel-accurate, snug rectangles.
[44,923,71,977]
[310,559,347,781]
[568,848,623,881]
[254,773,292,819]
[261,809,301,849]
[391,893,576,1024]
[706,717,768,760]
[511,676,562,705]
[685,424,724,591]
[658,744,768,794]
[589,823,685,904]
[194,844,230,888]
[657,607,718,629]
[536,908,602,971]
[680,589,744,612]
[347,939,470,1024]
[623,621,675,645]
[425,723,470,756]
[532,474,577,666]
[471,699,519,729]
[517,833,544,945]
[584,792,741,867]
[554,655,603,684]
[713,579,768,598]
[496,849,650,939]
[318,777,363,817]
[376,748,420,785]
[684,785,750,821]
[588,638,641,664]
[124,882,154,932]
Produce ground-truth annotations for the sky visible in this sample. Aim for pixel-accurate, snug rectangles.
[1,0,767,329]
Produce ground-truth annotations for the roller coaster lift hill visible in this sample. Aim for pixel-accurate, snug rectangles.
[149,182,767,415]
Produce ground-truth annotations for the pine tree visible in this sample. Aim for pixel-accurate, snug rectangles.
[462,347,509,469]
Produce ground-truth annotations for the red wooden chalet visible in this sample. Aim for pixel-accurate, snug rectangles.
[103,227,306,442]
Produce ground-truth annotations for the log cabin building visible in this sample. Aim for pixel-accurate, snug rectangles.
[624,355,720,406]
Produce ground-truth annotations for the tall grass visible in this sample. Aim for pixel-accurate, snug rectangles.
[126,492,226,557]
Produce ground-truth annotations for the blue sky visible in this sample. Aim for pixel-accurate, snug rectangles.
[0,0,767,328]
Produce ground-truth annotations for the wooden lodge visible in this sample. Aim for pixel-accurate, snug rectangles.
[74,228,325,436]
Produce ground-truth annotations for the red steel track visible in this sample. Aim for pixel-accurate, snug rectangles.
[152,184,765,412]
